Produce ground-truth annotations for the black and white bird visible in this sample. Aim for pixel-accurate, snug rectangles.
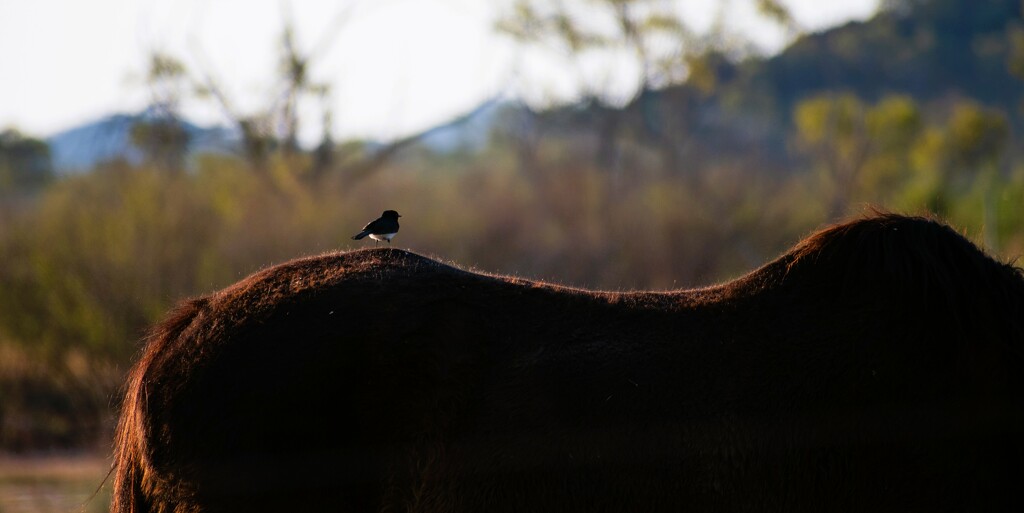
[351,210,401,244]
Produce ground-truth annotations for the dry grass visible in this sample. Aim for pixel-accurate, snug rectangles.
[0,452,111,513]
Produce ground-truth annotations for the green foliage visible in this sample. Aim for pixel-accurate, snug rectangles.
[794,93,868,154]
[862,96,924,195]
[789,92,1017,234]
[944,101,1009,173]
[0,165,211,359]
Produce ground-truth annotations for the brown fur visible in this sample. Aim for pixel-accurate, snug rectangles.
[112,213,1024,512]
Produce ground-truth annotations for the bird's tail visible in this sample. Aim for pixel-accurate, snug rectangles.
[351,231,369,240]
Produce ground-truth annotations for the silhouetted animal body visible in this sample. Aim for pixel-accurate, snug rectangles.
[113,213,1024,513]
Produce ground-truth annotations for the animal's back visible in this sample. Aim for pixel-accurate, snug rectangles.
[112,214,1024,512]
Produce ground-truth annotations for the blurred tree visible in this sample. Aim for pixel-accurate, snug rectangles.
[944,101,1009,248]
[1005,17,1024,126]
[497,0,796,173]
[903,99,1009,246]
[944,101,1009,176]
[274,7,331,160]
[496,0,694,171]
[192,57,276,172]
[905,125,951,213]
[1007,21,1024,82]
[189,0,422,184]
[0,129,53,193]
[793,94,930,218]
[130,53,191,173]
[792,93,870,218]
[861,96,923,198]
[497,0,795,102]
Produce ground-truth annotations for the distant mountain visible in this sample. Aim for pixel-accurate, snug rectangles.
[725,0,1024,125]
[415,99,518,153]
[45,100,513,174]
[47,108,238,174]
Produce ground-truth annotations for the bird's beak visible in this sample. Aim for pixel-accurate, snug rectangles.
[398,214,402,217]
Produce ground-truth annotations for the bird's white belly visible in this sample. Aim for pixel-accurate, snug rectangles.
[369,233,396,242]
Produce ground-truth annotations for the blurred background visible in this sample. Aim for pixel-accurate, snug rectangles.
[1,0,1023,510]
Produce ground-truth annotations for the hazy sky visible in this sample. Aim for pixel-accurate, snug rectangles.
[0,0,878,144]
